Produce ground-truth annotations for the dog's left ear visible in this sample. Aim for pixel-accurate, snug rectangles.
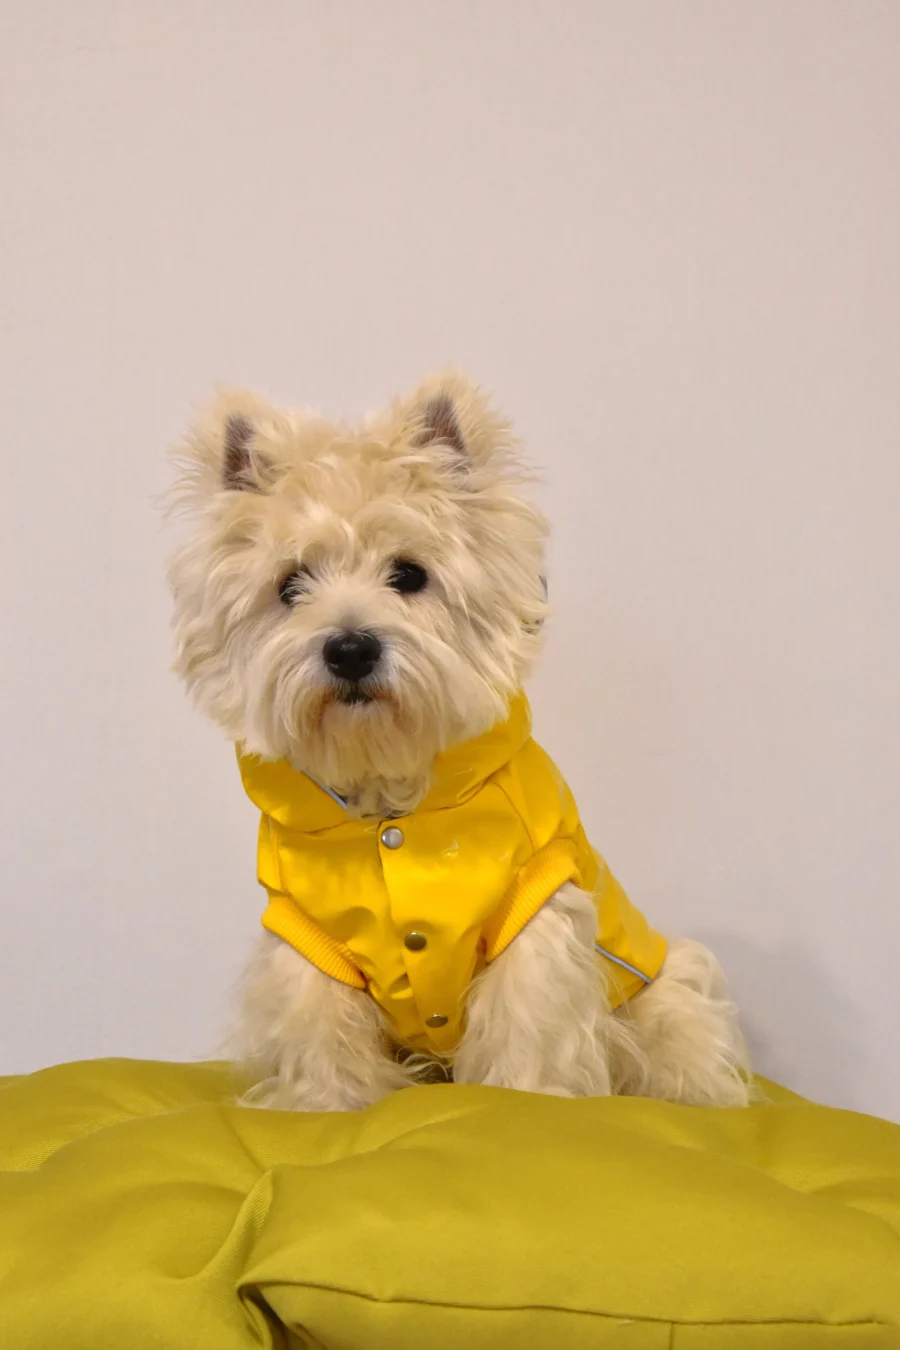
[402,370,513,473]
[412,391,468,457]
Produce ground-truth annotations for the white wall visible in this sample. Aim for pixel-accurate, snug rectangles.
[1,1,898,1121]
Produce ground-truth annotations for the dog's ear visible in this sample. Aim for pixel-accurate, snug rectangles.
[221,412,257,491]
[189,390,276,494]
[412,391,467,457]
[401,369,512,471]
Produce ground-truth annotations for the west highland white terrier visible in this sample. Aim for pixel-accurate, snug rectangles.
[168,371,751,1111]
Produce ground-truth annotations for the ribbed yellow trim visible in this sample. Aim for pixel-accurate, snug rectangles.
[483,838,581,962]
[261,893,366,989]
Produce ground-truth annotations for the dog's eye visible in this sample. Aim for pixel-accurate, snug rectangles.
[388,559,428,594]
[278,566,311,606]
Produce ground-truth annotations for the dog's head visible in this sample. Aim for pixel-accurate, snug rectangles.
[168,371,548,808]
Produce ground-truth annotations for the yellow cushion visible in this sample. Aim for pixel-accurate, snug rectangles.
[1,1059,899,1348]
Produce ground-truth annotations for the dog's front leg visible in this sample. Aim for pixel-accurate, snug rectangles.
[233,933,411,1111]
[453,883,613,1096]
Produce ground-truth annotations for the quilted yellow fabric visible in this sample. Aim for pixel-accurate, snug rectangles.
[1,1059,899,1349]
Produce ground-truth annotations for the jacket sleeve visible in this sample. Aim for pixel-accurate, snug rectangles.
[256,815,366,989]
[482,740,594,961]
[261,891,366,989]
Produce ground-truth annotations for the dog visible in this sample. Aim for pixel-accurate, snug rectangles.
[168,371,751,1111]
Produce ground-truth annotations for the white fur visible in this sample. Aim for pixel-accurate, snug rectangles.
[610,936,752,1106]
[454,884,614,1096]
[457,888,750,1106]
[168,370,752,1111]
[234,933,415,1111]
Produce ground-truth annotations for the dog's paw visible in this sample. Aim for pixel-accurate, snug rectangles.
[237,1077,388,1112]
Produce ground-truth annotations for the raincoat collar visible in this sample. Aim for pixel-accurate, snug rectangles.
[238,692,533,831]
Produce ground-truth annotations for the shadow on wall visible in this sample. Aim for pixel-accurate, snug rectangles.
[693,930,867,1112]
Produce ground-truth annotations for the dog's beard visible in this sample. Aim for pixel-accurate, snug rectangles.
[335,686,371,706]
[240,624,508,813]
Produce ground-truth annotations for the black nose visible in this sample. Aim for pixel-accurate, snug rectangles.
[323,630,382,682]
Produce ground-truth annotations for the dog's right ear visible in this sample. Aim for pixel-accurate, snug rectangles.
[221,411,257,491]
[190,390,276,495]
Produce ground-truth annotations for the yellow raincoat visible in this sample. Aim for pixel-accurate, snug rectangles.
[239,694,666,1053]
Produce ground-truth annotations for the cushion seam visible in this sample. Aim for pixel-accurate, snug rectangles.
[252,1281,893,1328]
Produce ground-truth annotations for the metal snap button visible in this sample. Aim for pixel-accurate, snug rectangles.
[425,1014,448,1028]
[380,826,404,849]
[404,932,427,952]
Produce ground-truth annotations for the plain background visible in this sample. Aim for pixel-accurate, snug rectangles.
[1,2,898,1121]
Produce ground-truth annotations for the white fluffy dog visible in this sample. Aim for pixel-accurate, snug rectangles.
[169,371,751,1112]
